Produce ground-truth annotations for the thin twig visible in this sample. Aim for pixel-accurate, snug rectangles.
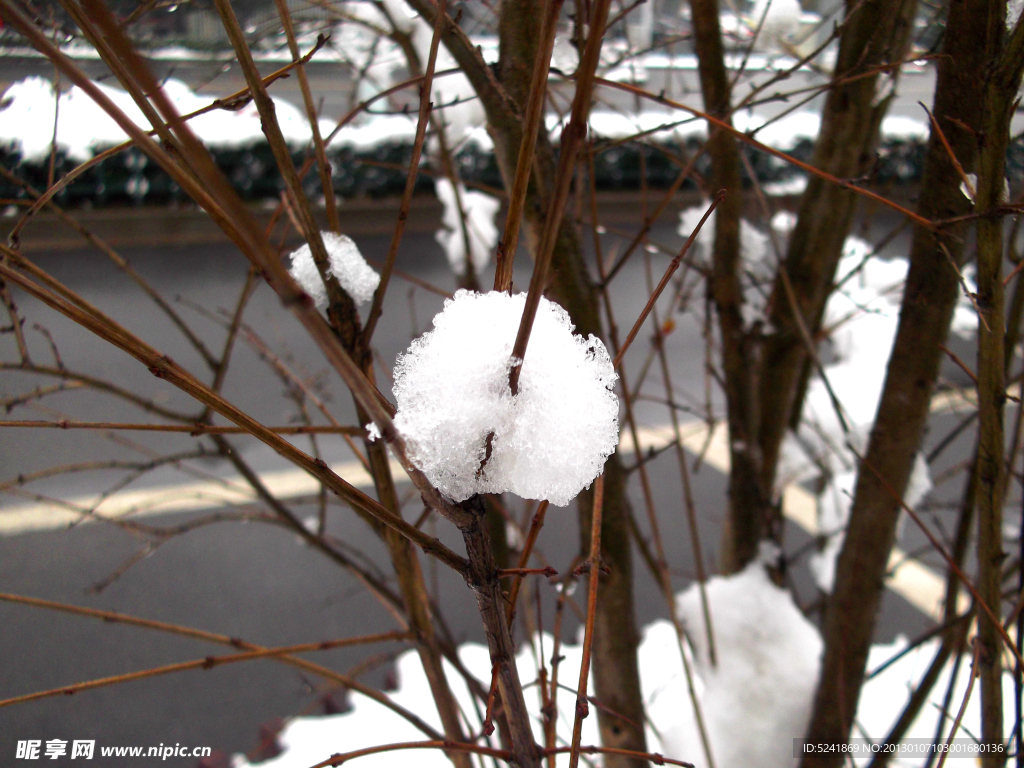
[569,474,603,768]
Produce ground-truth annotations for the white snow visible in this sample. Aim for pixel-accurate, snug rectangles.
[881,115,929,142]
[287,231,380,308]
[392,290,619,506]
[678,203,775,328]
[0,76,329,163]
[1008,0,1023,30]
[551,35,580,74]
[228,558,1020,768]
[763,175,809,196]
[773,236,983,591]
[433,178,501,277]
[672,561,822,768]
[749,0,803,53]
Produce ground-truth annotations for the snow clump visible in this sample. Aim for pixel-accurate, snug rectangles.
[392,290,619,506]
[287,232,380,308]
[434,178,501,277]
[674,562,823,768]
[679,203,774,328]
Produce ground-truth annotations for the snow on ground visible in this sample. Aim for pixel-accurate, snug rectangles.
[287,231,380,308]
[433,178,501,277]
[392,290,619,506]
[672,562,823,768]
[231,562,1015,768]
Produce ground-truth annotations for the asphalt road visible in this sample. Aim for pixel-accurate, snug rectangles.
[0,197,979,764]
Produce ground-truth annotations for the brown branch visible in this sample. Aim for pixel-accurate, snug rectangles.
[275,4,339,233]
[360,0,447,342]
[0,420,362,435]
[493,0,563,292]
[0,256,469,575]
[311,740,696,768]
[0,363,192,422]
[0,633,414,708]
[569,475,604,768]
[505,500,550,625]
[612,192,722,369]
[0,592,444,736]
[458,494,540,768]
[507,0,614,396]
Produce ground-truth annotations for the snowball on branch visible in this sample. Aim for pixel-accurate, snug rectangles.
[393,290,620,506]
[287,232,380,308]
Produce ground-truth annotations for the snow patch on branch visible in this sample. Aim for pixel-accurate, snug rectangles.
[433,178,500,277]
[678,203,775,329]
[1009,0,1023,30]
[287,231,380,308]
[392,290,619,506]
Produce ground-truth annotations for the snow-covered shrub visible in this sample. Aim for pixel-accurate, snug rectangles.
[392,290,619,506]
[287,231,380,308]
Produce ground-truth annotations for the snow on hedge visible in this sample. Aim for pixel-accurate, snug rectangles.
[0,74,930,172]
[0,76,332,163]
[287,231,380,307]
[433,178,501,277]
[392,290,619,506]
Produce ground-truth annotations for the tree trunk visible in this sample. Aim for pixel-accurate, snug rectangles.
[973,4,1024,761]
[800,1,994,760]
[686,0,756,574]
[757,0,917,528]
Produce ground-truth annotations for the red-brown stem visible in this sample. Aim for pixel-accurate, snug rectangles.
[569,474,604,768]
[612,192,723,369]
[0,632,415,709]
[499,567,558,577]
[601,142,708,286]
[934,640,981,768]
[0,420,361,435]
[647,264,716,664]
[594,77,937,230]
[0,258,470,575]
[507,0,614,396]
[505,500,551,624]
[310,740,696,768]
[273,0,339,233]
[362,0,447,342]
[493,0,563,292]
[482,661,502,737]
[856,452,1024,670]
